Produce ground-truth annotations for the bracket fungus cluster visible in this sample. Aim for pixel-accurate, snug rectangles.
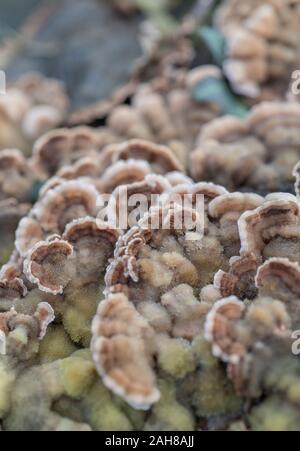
[0,302,54,357]
[0,73,69,152]
[1,0,300,431]
[215,0,300,102]
[107,66,223,166]
[191,102,300,193]
[92,191,269,409]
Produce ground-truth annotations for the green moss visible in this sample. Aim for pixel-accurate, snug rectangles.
[192,336,219,369]
[144,379,195,431]
[73,349,93,361]
[157,337,196,378]
[39,325,78,363]
[53,397,85,424]
[60,356,96,399]
[287,382,300,404]
[3,353,95,431]
[63,307,92,346]
[249,397,300,432]
[194,366,241,417]
[62,285,100,347]
[265,357,300,406]
[112,395,146,430]
[83,382,134,431]
[0,362,15,418]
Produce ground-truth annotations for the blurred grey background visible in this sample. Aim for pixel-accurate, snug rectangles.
[0,0,44,29]
[0,0,142,110]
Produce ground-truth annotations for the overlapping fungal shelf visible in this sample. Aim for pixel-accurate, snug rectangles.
[215,0,300,102]
[1,0,300,431]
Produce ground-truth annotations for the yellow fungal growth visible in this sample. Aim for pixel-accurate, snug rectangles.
[60,354,96,399]
[192,336,220,369]
[62,285,101,347]
[191,365,241,418]
[83,382,136,431]
[3,352,96,431]
[157,336,196,379]
[0,362,16,418]
[1,3,300,431]
[39,325,78,364]
[144,380,195,431]
[249,397,300,432]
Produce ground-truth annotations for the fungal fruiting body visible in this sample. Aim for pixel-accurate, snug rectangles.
[1,8,300,430]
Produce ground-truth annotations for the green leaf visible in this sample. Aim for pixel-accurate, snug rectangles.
[198,26,225,66]
[192,76,250,118]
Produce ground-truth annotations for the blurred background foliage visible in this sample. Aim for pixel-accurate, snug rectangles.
[0,0,218,45]
[0,0,248,117]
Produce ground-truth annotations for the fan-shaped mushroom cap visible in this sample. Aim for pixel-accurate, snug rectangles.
[190,122,266,190]
[0,73,69,149]
[13,179,97,257]
[215,0,300,101]
[13,72,69,114]
[0,302,54,355]
[209,193,264,219]
[191,102,300,193]
[256,258,300,313]
[63,217,120,246]
[23,239,73,295]
[22,215,121,295]
[214,194,300,301]
[91,292,159,410]
[38,177,66,199]
[99,159,152,193]
[105,65,223,165]
[205,296,246,364]
[98,139,184,175]
[223,49,268,100]
[208,193,264,259]
[256,257,300,294]
[22,106,63,141]
[0,262,27,299]
[238,193,300,257]
[62,217,121,288]
[171,182,228,207]
[213,254,259,300]
[247,102,300,148]
[0,89,31,123]
[124,173,171,198]
[106,174,172,230]
[34,302,55,339]
[293,160,300,198]
[15,217,44,257]
[105,201,224,301]
[107,105,153,142]
[32,181,99,234]
[0,149,26,172]
[0,149,35,202]
[31,127,100,178]
[198,116,248,143]
[218,296,291,397]
[56,157,101,181]
[165,172,193,187]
